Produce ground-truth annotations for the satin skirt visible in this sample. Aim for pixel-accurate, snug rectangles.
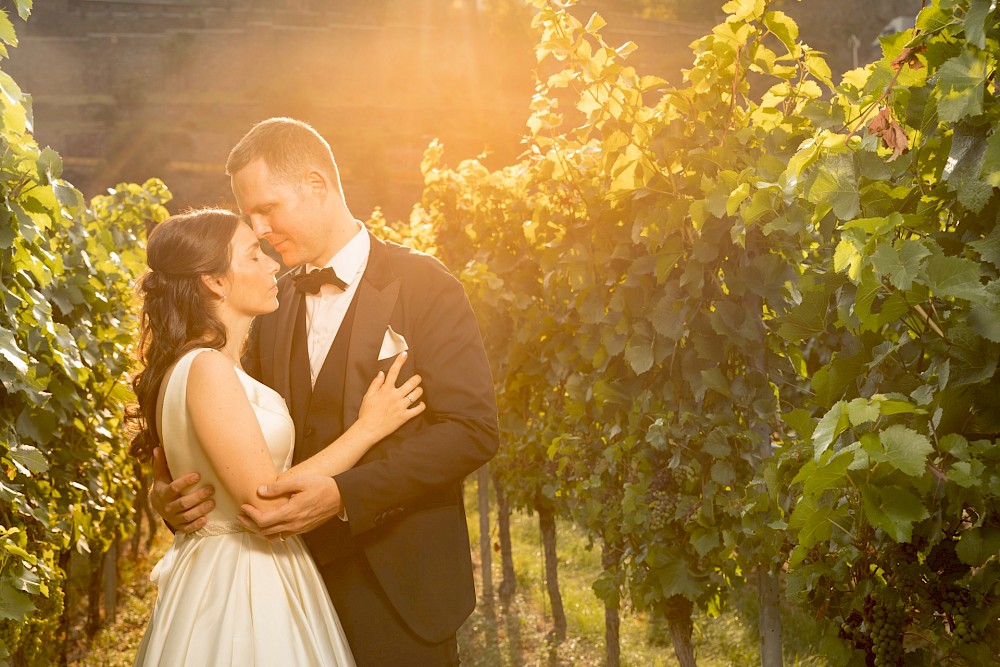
[134,523,355,666]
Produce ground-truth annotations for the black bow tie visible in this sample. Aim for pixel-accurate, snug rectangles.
[292,267,349,294]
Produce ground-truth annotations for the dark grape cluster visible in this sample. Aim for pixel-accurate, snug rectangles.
[838,609,870,655]
[864,595,906,667]
[886,543,925,601]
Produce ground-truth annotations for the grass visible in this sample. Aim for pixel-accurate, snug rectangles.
[462,479,832,667]
[70,528,173,667]
[463,488,754,666]
[68,481,831,666]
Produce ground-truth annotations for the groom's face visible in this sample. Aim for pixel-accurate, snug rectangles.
[231,158,328,267]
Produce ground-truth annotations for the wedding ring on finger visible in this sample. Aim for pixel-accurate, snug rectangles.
[405,393,415,405]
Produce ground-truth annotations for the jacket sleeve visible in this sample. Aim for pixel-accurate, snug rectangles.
[333,265,499,535]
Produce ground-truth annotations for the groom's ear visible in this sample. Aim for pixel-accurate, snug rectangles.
[303,169,330,201]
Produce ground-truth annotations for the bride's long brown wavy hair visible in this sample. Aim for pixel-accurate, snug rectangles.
[130,208,241,461]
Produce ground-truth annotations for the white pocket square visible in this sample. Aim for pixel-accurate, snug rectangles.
[378,326,409,361]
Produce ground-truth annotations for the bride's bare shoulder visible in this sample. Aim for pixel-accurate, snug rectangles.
[186,351,244,404]
[187,349,238,386]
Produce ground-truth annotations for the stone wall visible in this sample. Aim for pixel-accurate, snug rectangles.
[9,0,536,217]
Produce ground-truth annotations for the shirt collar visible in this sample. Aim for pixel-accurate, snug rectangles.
[306,222,369,286]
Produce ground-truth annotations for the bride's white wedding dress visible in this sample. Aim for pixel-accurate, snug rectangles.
[134,348,355,666]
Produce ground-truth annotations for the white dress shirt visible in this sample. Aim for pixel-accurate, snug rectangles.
[303,222,370,387]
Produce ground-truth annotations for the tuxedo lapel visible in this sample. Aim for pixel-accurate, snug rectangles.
[342,233,400,429]
[272,267,304,402]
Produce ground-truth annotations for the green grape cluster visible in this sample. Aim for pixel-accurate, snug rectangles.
[649,490,678,532]
[937,585,981,645]
[865,595,906,667]
[0,619,23,662]
[674,465,698,488]
[648,465,699,532]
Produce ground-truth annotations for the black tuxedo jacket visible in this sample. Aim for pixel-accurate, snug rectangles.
[244,230,499,643]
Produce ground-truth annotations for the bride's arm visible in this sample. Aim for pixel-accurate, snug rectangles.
[186,350,289,512]
[188,352,423,508]
[279,352,424,479]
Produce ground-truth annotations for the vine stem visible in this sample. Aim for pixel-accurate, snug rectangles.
[843,62,906,143]
[721,43,744,143]
[912,303,946,339]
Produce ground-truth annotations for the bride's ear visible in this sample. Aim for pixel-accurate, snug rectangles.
[200,274,228,301]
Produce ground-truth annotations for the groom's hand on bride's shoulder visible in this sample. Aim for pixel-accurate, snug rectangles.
[238,474,342,538]
[149,446,216,534]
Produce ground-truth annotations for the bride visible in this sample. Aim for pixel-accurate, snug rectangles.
[129,208,423,666]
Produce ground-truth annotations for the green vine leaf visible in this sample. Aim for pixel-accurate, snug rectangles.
[806,153,860,220]
[8,444,47,475]
[624,335,654,374]
[13,1,31,22]
[866,424,934,477]
[777,289,831,341]
[0,11,16,49]
[0,327,29,377]
[811,401,849,459]
[861,486,929,542]
[846,397,880,426]
[922,254,988,302]
[870,239,930,290]
[0,581,34,622]
[722,0,765,22]
[794,449,853,495]
[763,11,798,53]
[789,494,849,548]
[955,527,1000,565]
[980,131,1000,187]
[948,459,986,488]
[936,49,988,122]
[963,0,994,49]
[968,302,1000,342]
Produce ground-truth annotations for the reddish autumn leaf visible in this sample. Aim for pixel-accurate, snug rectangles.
[867,106,910,161]
[884,121,910,161]
[891,45,926,71]
[868,107,892,133]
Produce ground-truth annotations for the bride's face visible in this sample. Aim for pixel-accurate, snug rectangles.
[222,223,280,316]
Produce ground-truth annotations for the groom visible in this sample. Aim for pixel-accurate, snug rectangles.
[150,117,499,665]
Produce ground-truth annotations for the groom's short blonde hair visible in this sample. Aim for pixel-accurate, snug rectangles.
[226,117,343,196]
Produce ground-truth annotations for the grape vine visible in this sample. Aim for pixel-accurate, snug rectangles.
[0,2,171,661]
[420,0,1000,664]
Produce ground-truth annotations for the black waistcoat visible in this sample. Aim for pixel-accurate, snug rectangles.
[288,291,362,559]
